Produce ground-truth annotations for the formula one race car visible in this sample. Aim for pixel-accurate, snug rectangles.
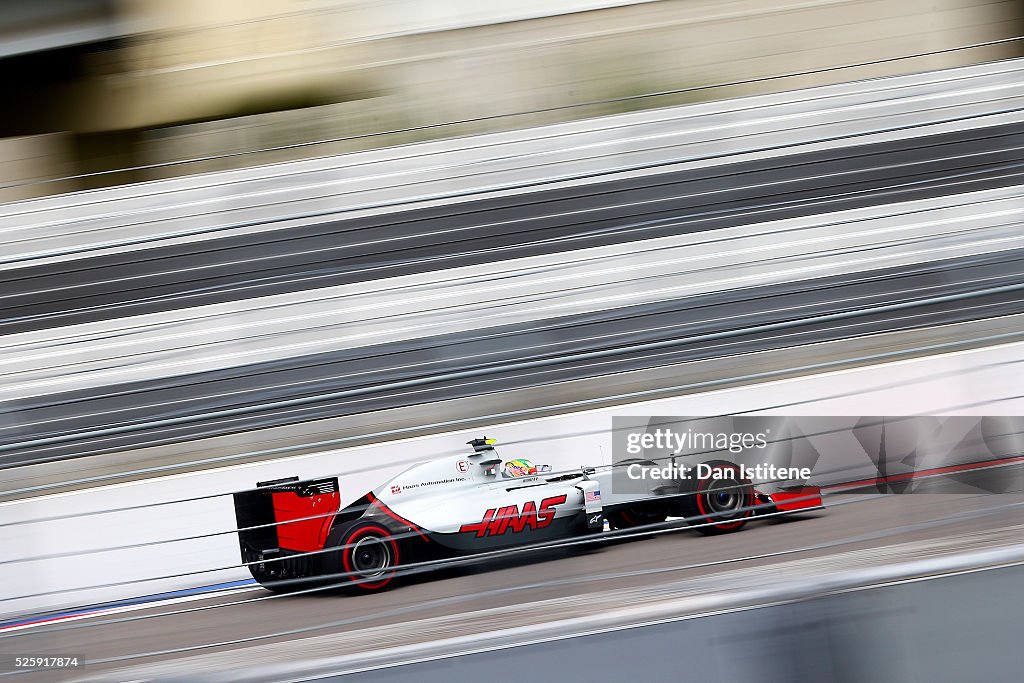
[233,438,822,592]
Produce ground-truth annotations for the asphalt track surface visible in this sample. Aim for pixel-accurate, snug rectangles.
[5,493,1023,682]
[2,121,1022,336]
[5,246,1022,467]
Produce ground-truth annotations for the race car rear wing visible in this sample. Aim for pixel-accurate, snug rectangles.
[233,476,341,559]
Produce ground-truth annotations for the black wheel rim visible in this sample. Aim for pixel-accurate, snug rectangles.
[704,477,744,520]
[351,536,391,578]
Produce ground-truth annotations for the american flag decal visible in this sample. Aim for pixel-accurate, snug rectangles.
[585,489,601,502]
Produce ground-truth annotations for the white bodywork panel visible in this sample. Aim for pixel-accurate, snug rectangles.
[375,451,591,535]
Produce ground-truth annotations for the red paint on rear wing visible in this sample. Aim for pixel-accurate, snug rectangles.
[271,489,341,552]
[233,477,341,557]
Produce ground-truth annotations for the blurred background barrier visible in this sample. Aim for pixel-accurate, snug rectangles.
[5,186,1019,408]
[2,185,1022,467]
[4,56,1024,263]
[0,0,1021,200]
[2,56,1023,495]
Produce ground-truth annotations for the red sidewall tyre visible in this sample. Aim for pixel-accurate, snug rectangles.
[684,460,754,535]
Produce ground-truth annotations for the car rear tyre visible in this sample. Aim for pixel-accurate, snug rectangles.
[336,521,401,591]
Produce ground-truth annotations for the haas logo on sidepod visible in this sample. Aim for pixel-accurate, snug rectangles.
[459,495,567,537]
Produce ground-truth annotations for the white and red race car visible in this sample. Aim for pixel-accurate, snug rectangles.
[233,438,822,592]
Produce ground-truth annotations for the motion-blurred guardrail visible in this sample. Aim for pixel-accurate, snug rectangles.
[4,184,1019,410]
[2,57,1023,270]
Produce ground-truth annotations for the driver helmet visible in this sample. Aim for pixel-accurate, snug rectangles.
[503,458,538,478]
